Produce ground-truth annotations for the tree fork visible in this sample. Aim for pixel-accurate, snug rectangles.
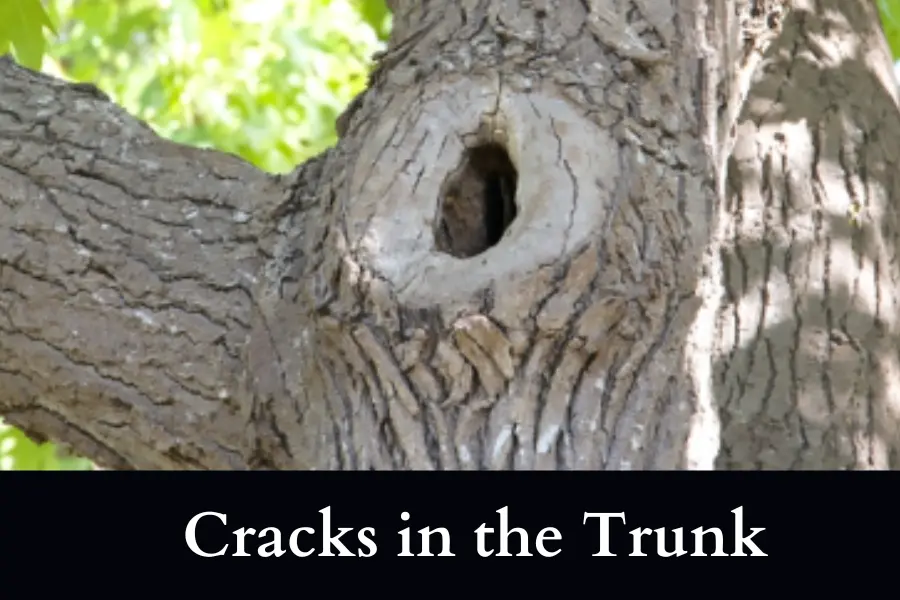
[4,0,898,471]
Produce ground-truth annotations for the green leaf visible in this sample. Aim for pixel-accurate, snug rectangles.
[354,0,390,40]
[0,0,57,70]
[70,2,114,33]
[0,419,93,470]
[878,0,900,59]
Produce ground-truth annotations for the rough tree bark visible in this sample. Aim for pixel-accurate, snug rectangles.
[1,0,897,470]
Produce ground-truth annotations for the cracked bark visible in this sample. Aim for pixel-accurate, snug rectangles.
[1,0,897,470]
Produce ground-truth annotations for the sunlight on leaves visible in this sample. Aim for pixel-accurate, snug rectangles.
[0,0,56,70]
[0,419,92,470]
[879,0,900,61]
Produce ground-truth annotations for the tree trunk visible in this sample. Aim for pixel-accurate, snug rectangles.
[1,0,896,470]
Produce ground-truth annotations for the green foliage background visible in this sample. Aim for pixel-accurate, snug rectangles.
[0,0,899,470]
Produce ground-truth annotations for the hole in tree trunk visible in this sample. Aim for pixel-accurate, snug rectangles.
[434,143,518,258]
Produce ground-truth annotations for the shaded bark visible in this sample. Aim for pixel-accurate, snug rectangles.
[1,0,896,471]
[714,0,900,468]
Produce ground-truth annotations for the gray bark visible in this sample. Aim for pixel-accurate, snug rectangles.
[1,0,895,470]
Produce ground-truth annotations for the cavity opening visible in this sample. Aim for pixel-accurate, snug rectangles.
[434,143,518,258]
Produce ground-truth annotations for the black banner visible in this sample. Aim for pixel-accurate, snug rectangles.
[0,472,885,587]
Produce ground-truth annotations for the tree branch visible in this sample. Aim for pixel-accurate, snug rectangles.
[0,55,316,469]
